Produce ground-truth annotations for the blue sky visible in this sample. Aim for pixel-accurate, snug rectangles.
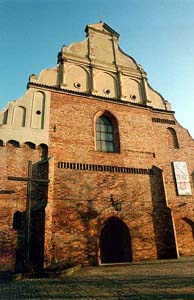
[0,0,194,138]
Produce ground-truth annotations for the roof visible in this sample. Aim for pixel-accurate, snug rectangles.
[85,22,120,38]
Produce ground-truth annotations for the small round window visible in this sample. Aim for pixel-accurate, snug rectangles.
[103,89,111,95]
[74,82,81,89]
[130,94,136,100]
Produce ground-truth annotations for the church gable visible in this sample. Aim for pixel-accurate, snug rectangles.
[26,22,170,111]
[59,22,139,73]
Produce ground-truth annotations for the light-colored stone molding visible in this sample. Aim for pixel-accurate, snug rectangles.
[0,88,50,146]
[28,22,171,110]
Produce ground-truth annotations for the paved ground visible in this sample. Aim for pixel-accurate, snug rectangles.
[1,257,194,300]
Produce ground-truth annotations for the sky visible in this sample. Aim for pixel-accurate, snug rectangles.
[0,0,194,138]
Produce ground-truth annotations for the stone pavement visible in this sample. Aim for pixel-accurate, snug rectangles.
[1,257,194,300]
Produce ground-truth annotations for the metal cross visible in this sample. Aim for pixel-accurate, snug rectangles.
[8,160,49,271]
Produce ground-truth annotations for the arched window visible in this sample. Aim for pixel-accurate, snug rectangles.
[95,111,120,153]
[167,127,179,149]
[96,116,114,152]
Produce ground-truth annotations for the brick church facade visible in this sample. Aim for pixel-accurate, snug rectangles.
[0,22,194,272]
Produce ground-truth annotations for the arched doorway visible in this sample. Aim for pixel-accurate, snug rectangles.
[100,217,132,264]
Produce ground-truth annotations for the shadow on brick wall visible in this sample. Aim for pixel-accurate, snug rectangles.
[182,217,194,242]
[13,158,48,273]
[150,166,178,259]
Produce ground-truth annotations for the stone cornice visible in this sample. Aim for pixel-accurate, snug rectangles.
[27,82,175,115]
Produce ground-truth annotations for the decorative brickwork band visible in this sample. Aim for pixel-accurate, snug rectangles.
[58,161,153,175]
[152,118,175,125]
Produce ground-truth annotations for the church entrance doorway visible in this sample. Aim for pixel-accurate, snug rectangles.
[100,217,132,264]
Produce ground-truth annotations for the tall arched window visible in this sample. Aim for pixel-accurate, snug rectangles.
[96,116,114,152]
[167,127,179,149]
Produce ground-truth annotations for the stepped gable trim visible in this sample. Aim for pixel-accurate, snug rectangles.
[58,161,153,175]
[28,82,175,114]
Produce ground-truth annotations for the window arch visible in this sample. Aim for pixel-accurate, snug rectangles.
[95,111,120,153]
[7,140,20,147]
[23,142,36,149]
[167,127,179,149]
[95,72,118,98]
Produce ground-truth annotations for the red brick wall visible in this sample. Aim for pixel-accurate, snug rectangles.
[48,168,156,266]
[46,91,194,267]
[1,90,194,271]
[0,144,47,271]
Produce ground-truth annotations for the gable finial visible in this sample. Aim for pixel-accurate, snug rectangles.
[99,16,103,23]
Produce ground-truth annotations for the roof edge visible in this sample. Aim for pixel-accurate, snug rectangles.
[85,22,120,38]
